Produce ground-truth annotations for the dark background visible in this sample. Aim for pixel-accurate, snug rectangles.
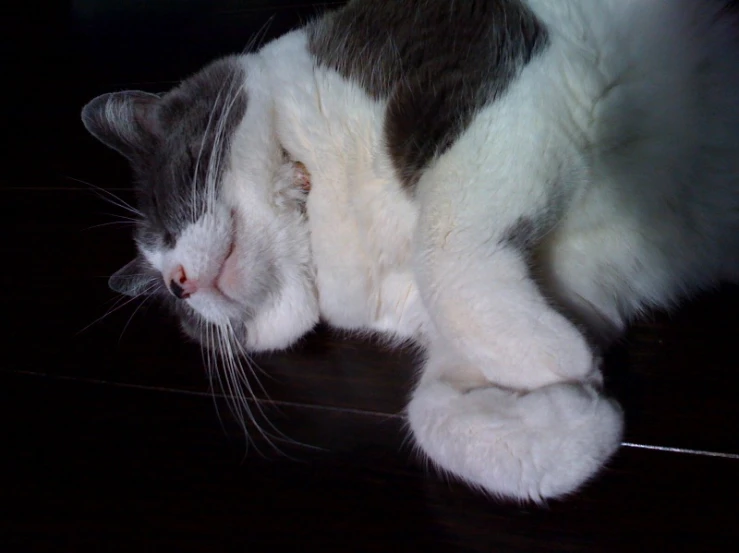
[2,1,738,551]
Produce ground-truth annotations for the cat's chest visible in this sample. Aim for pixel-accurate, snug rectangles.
[306,145,426,338]
[268,50,428,338]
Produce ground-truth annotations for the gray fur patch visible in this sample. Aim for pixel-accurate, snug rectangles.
[501,215,538,253]
[308,0,549,191]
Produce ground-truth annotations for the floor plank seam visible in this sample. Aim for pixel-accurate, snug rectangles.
[5,369,400,419]
[8,369,738,460]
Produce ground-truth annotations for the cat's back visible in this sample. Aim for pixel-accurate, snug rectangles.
[527,0,739,319]
[308,0,547,99]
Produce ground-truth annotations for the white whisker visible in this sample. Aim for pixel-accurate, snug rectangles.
[118,294,154,343]
[195,318,315,457]
[101,213,142,223]
[192,82,228,221]
[204,322,232,436]
[215,324,272,455]
[223,329,284,440]
[83,220,138,231]
[226,322,316,453]
[205,66,244,215]
[77,282,158,335]
[67,176,143,218]
[242,14,276,55]
[227,323,279,401]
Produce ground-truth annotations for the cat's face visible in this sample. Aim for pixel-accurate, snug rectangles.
[81,56,320,352]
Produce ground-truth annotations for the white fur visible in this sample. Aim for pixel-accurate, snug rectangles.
[407,379,623,501]
[155,3,739,501]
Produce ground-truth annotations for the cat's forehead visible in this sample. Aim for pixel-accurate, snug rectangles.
[135,57,249,243]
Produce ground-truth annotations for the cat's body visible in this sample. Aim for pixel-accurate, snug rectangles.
[82,0,739,501]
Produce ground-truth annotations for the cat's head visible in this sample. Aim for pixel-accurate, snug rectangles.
[81,56,319,352]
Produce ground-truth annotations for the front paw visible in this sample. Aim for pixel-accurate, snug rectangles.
[407,379,624,501]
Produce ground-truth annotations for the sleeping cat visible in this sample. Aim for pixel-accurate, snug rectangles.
[80,0,739,501]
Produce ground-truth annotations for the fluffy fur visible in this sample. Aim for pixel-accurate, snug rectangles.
[81,0,739,501]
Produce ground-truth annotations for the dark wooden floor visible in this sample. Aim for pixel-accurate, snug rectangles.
[4,2,738,551]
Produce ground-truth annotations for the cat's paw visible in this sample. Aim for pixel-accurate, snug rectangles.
[407,379,623,501]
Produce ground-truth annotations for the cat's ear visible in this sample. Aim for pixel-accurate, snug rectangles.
[81,91,162,161]
[109,257,157,297]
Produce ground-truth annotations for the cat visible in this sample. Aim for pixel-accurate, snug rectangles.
[80,0,739,502]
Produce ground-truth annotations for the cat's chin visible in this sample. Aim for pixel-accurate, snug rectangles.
[243,308,319,353]
[241,273,320,353]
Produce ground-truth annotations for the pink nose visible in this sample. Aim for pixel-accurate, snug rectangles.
[168,265,198,300]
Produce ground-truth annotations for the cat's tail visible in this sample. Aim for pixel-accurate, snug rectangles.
[407,379,623,502]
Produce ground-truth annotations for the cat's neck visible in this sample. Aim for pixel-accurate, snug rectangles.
[257,30,388,185]
[254,29,425,338]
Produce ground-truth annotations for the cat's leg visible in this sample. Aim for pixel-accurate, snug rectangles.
[406,107,623,502]
[409,340,623,500]
[408,243,624,501]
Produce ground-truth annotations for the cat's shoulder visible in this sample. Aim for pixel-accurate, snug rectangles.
[307,0,551,191]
